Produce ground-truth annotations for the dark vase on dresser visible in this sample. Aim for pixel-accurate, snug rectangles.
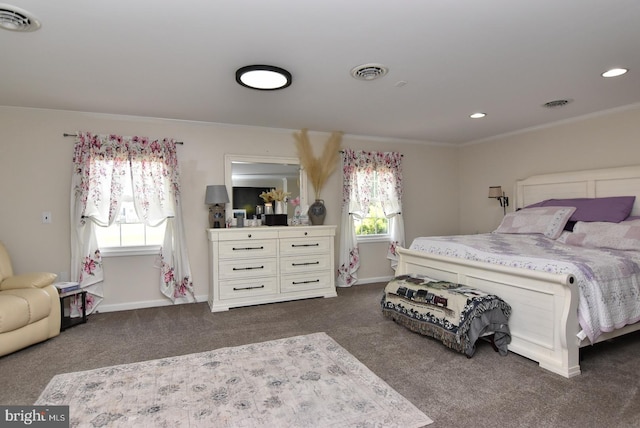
[308,199,326,225]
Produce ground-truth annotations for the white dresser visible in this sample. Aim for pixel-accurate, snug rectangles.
[207,225,337,312]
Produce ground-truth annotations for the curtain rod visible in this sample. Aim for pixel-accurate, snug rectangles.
[63,133,184,144]
[339,150,403,156]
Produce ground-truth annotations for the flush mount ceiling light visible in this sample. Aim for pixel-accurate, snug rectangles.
[470,112,486,119]
[235,65,292,91]
[0,4,41,32]
[351,63,389,81]
[601,68,628,78]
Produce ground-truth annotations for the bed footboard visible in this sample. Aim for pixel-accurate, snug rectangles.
[397,247,581,378]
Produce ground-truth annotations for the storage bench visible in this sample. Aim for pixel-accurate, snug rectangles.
[381,274,512,357]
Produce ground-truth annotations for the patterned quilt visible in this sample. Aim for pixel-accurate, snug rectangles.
[381,274,512,357]
[410,233,640,342]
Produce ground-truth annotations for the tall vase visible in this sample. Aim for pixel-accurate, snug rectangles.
[308,199,326,225]
[275,201,285,215]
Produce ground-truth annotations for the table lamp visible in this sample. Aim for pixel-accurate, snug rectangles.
[205,185,229,228]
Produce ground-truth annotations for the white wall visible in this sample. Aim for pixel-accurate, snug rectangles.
[0,106,459,311]
[458,105,640,234]
[4,105,638,311]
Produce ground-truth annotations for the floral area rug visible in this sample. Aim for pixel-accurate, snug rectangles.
[36,332,433,427]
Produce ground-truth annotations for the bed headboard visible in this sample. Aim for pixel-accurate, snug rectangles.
[515,165,640,216]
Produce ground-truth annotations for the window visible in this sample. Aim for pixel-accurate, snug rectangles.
[354,203,389,237]
[72,132,194,305]
[338,149,403,286]
[94,178,166,250]
[354,172,389,239]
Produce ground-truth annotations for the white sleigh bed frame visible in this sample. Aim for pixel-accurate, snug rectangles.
[396,165,640,378]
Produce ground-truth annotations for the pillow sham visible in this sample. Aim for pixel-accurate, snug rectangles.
[557,219,640,251]
[525,196,635,223]
[494,206,576,239]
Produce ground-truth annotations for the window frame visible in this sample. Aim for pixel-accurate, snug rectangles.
[92,165,167,256]
[354,171,390,242]
[99,245,162,258]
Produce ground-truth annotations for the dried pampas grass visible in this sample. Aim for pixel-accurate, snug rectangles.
[294,129,342,199]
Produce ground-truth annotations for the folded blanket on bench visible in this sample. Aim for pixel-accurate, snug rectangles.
[381,274,512,357]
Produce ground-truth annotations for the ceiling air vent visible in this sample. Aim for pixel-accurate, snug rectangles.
[542,99,573,108]
[0,4,41,32]
[351,63,389,81]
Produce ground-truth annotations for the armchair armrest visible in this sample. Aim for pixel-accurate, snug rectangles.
[0,272,57,291]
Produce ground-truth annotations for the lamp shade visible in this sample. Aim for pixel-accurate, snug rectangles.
[205,185,229,205]
[488,186,503,198]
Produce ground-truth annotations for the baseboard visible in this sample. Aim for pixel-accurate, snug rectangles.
[96,278,392,313]
[96,294,209,313]
[354,275,393,285]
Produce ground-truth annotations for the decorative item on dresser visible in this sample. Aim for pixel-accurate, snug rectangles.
[260,188,291,226]
[207,225,337,311]
[308,199,327,225]
[205,185,230,228]
[294,128,342,225]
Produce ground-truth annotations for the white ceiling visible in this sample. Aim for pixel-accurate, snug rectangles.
[2,1,640,145]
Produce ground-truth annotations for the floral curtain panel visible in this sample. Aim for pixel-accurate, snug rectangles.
[337,149,404,287]
[70,133,194,314]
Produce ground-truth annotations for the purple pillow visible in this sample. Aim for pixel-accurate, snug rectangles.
[525,196,635,223]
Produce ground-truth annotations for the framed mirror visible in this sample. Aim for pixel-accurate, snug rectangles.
[224,154,307,219]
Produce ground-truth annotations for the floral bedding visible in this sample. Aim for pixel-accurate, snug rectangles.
[409,233,640,342]
[558,220,640,251]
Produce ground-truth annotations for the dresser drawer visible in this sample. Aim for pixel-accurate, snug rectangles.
[278,228,334,239]
[281,270,333,293]
[218,229,279,241]
[218,258,277,279]
[219,239,277,259]
[280,254,331,274]
[280,237,331,256]
[219,277,278,300]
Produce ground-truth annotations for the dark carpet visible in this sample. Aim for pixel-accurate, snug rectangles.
[1,282,639,427]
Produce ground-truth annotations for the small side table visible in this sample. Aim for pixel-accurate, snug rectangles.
[59,289,87,331]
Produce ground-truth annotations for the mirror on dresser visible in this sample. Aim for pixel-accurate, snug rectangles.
[224,154,307,219]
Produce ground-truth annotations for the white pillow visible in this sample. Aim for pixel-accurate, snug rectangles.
[557,219,640,251]
[494,207,576,239]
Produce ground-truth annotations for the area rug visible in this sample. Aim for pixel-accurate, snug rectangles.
[36,332,433,427]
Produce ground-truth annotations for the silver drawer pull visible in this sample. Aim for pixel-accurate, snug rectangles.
[233,285,265,291]
[232,246,264,251]
[232,266,264,271]
[291,243,319,247]
[292,261,320,266]
[292,279,320,285]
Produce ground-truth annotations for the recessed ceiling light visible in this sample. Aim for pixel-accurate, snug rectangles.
[601,68,628,78]
[236,65,292,91]
[470,112,486,119]
[0,4,41,32]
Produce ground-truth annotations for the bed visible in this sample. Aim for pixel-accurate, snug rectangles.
[396,165,640,378]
